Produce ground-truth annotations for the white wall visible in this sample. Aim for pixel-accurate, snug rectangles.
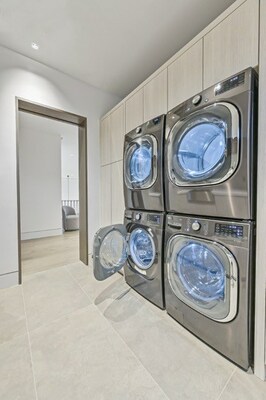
[61,129,79,200]
[0,45,120,288]
[17,111,79,201]
[19,112,62,240]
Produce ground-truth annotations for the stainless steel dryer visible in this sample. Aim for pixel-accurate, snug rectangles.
[124,115,165,212]
[164,213,255,370]
[93,209,165,309]
[165,68,258,219]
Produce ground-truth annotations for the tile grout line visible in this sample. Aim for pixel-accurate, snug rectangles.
[67,268,170,399]
[215,367,237,400]
[64,265,94,303]
[21,285,39,400]
[91,306,170,399]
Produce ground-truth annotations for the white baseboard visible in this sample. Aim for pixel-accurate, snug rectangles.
[21,228,63,241]
[0,271,19,289]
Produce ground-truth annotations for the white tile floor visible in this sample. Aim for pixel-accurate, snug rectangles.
[0,261,266,399]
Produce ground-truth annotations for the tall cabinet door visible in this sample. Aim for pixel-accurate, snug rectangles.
[100,116,111,166]
[100,165,112,226]
[125,88,144,133]
[203,0,259,89]
[110,104,125,163]
[111,161,124,224]
[144,69,167,121]
[168,40,203,111]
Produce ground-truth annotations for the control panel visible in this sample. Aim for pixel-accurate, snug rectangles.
[166,214,250,245]
[215,223,243,238]
[125,211,163,228]
[215,72,245,96]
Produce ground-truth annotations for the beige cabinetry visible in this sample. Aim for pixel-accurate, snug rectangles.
[100,165,112,226]
[100,116,111,166]
[204,0,259,88]
[125,88,144,133]
[168,40,203,110]
[100,107,125,227]
[144,69,167,121]
[110,104,125,162]
[100,162,124,227]
[111,161,124,224]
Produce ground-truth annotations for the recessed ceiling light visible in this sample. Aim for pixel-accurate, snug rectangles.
[31,42,39,50]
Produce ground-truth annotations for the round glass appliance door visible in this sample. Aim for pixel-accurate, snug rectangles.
[99,230,127,270]
[176,242,225,302]
[167,103,239,186]
[124,135,157,189]
[130,145,152,183]
[129,228,155,270]
[167,235,238,321]
[176,121,226,180]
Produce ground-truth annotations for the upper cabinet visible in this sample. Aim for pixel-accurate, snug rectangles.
[110,104,125,163]
[168,40,203,111]
[203,0,259,89]
[125,88,144,133]
[100,116,111,166]
[144,69,167,121]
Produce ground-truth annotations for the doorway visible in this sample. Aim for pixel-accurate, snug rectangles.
[16,99,88,283]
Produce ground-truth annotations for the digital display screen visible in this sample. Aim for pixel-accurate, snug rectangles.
[148,214,160,225]
[215,223,243,237]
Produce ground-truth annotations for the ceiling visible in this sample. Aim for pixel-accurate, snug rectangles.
[0,0,236,97]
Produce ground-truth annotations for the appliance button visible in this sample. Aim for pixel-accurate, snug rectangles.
[135,213,141,221]
[136,127,142,134]
[192,221,201,231]
[192,95,202,106]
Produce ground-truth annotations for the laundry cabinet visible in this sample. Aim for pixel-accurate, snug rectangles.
[168,40,203,110]
[100,165,112,226]
[100,116,111,166]
[110,104,125,163]
[203,0,259,88]
[144,69,167,121]
[125,88,144,133]
[111,161,124,224]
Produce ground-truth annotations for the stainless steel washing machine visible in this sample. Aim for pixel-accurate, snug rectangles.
[93,209,165,309]
[165,68,258,220]
[124,115,165,212]
[164,213,255,370]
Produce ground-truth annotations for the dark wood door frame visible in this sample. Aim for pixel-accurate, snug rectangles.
[15,97,89,283]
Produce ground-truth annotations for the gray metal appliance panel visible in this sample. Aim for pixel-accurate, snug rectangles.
[164,214,255,370]
[123,209,165,309]
[165,68,258,220]
[124,115,165,212]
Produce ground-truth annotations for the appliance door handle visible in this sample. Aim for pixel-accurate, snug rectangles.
[153,154,157,169]
[168,222,182,230]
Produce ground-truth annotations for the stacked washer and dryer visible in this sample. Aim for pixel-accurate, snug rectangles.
[93,67,258,371]
[164,68,258,370]
[93,115,166,309]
